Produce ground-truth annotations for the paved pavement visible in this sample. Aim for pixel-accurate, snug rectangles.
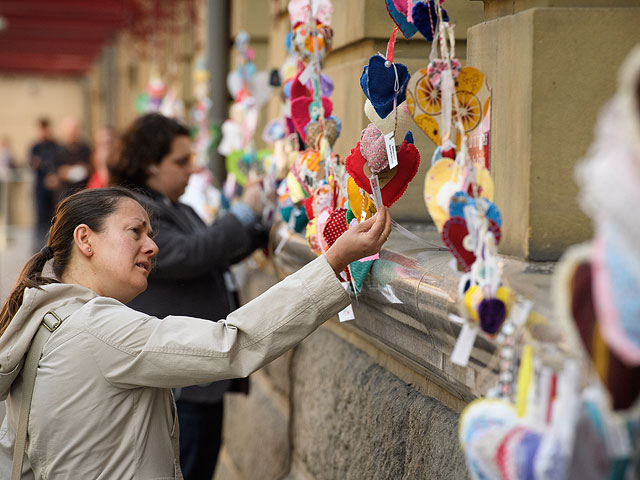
[0,226,35,301]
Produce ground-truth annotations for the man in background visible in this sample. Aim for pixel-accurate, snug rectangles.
[28,117,58,251]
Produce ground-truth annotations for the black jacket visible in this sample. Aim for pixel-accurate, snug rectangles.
[128,187,268,402]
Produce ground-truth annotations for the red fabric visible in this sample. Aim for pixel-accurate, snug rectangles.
[441,217,501,272]
[345,140,420,207]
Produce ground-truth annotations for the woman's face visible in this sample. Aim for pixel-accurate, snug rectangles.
[146,135,195,201]
[88,198,158,303]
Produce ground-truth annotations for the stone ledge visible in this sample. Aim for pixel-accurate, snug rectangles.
[270,222,557,400]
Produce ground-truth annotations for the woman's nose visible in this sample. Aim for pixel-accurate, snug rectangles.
[145,237,159,257]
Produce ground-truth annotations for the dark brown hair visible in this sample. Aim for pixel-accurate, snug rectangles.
[109,113,190,188]
[0,187,140,336]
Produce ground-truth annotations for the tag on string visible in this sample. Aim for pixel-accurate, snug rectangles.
[338,304,355,322]
[604,416,632,459]
[310,0,320,16]
[274,224,290,256]
[369,174,384,209]
[338,282,355,322]
[509,299,533,327]
[451,322,478,367]
[384,133,398,169]
[298,61,315,85]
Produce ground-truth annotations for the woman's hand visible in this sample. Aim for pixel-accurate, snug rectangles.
[324,207,391,274]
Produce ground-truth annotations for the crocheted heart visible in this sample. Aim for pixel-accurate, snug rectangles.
[360,55,410,119]
[346,140,420,207]
[291,96,333,143]
[412,1,449,42]
[349,259,374,294]
[364,99,412,144]
[359,123,390,174]
[441,216,501,272]
[347,176,377,222]
[384,0,417,39]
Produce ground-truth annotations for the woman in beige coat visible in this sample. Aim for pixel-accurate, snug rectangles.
[0,187,390,479]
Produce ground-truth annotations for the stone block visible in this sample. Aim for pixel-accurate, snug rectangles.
[468,6,640,260]
[222,373,290,480]
[292,329,467,479]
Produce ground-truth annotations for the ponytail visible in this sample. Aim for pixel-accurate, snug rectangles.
[0,247,59,336]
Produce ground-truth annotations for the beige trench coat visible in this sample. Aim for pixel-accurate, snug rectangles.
[0,256,349,479]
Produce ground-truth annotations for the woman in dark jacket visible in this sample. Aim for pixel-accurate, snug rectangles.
[109,113,268,480]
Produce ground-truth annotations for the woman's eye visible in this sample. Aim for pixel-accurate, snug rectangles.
[131,227,140,235]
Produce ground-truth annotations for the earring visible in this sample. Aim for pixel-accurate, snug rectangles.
[88,247,92,253]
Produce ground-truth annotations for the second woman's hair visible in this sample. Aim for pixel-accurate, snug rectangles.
[0,187,140,337]
[109,113,190,188]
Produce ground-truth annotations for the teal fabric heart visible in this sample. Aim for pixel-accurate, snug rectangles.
[349,259,374,294]
[385,0,417,39]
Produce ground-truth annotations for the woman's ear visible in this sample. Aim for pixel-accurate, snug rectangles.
[148,165,159,175]
[73,224,94,257]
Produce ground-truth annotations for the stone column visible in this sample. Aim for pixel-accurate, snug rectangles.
[467,0,640,260]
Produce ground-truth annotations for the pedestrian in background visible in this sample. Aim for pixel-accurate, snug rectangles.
[86,126,116,189]
[109,112,268,480]
[52,116,92,203]
[28,117,58,251]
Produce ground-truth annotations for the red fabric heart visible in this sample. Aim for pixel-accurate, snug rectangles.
[441,217,502,272]
[321,208,351,281]
[291,96,333,143]
[303,196,315,220]
[345,140,420,207]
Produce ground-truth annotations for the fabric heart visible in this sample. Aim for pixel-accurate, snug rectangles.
[441,217,501,272]
[384,0,417,39]
[349,259,375,294]
[322,208,349,247]
[359,123,390,174]
[305,116,341,149]
[322,208,351,280]
[291,96,333,143]
[305,218,322,255]
[303,196,315,220]
[364,99,412,144]
[392,0,409,15]
[427,58,461,89]
[280,204,309,233]
[346,140,420,207]
[288,0,333,27]
[360,55,410,119]
[449,192,502,227]
[347,176,377,222]
[411,1,449,42]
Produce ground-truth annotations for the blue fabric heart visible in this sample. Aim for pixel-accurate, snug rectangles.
[360,55,410,118]
[404,130,414,145]
[412,1,449,42]
[385,0,417,39]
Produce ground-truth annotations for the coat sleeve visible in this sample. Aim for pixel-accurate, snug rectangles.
[149,208,255,280]
[83,255,350,389]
